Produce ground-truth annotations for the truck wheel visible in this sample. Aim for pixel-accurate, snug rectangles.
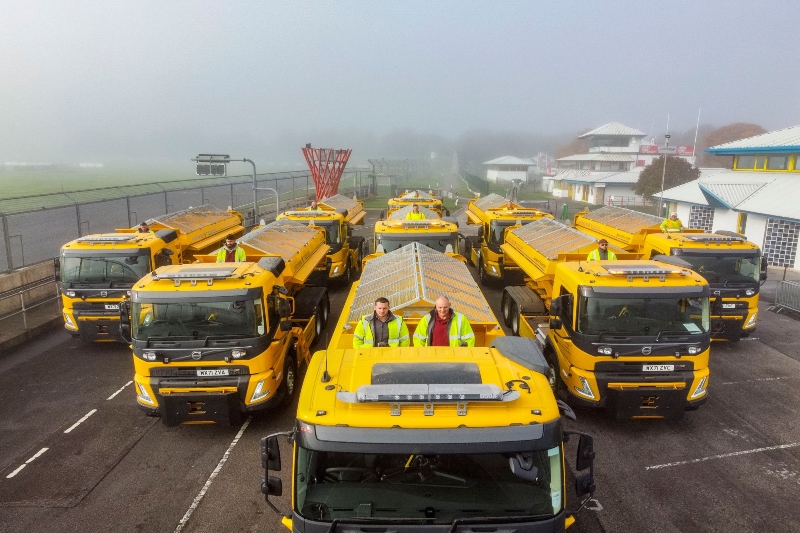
[544,346,565,400]
[501,292,512,327]
[510,303,521,336]
[315,305,325,338]
[320,292,330,328]
[479,260,490,286]
[278,355,297,407]
[464,239,473,265]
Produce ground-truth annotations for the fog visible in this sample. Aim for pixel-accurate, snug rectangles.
[1,0,798,167]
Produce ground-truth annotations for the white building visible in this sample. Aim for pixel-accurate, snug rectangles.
[482,156,534,183]
[658,125,800,268]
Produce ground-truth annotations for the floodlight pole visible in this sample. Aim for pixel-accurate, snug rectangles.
[243,158,258,225]
[658,134,671,216]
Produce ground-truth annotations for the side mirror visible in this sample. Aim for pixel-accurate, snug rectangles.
[575,472,596,497]
[576,434,595,471]
[261,435,282,471]
[119,301,129,320]
[760,257,768,281]
[550,298,562,317]
[549,317,562,330]
[509,453,539,482]
[478,227,484,240]
[261,476,282,497]
[278,298,293,319]
[53,257,61,282]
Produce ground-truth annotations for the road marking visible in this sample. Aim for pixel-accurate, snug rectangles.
[174,417,252,533]
[107,381,133,400]
[721,376,795,385]
[26,447,49,463]
[6,447,49,479]
[64,409,97,434]
[646,442,800,470]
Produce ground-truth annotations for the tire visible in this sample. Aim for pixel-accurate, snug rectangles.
[464,239,473,266]
[479,259,490,286]
[501,292,513,327]
[510,302,521,336]
[320,292,330,328]
[315,305,324,338]
[278,355,297,407]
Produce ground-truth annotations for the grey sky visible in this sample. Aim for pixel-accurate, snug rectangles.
[1,0,798,163]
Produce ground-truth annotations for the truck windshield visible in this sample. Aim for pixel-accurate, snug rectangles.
[294,447,563,524]
[673,253,760,285]
[61,254,150,286]
[308,221,340,244]
[131,299,264,339]
[489,220,526,245]
[577,296,710,336]
[377,234,459,253]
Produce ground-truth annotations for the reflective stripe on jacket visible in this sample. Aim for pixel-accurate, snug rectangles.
[412,309,475,347]
[353,313,410,348]
[587,248,617,261]
[216,246,246,262]
[405,212,426,220]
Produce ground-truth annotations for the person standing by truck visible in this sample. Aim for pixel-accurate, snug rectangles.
[216,234,246,262]
[587,239,617,261]
[660,212,684,232]
[138,222,154,233]
[309,201,322,211]
[413,295,474,347]
[405,203,426,220]
[353,297,410,348]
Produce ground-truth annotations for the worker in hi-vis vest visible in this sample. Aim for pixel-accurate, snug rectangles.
[216,234,246,262]
[353,297,410,348]
[405,203,426,220]
[413,295,474,347]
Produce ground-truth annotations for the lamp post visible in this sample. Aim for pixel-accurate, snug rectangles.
[194,154,279,226]
[658,134,671,217]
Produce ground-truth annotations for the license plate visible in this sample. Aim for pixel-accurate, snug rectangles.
[105,304,119,310]
[643,364,674,372]
[721,303,736,309]
[196,369,229,377]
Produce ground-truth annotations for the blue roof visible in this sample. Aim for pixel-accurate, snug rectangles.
[706,125,800,154]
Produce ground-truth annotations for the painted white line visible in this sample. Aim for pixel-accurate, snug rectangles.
[107,381,133,400]
[64,409,97,434]
[6,464,26,479]
[173,417,252,533]
[646,442,800,471]
[25,447,49,464]
[721,376,795,385]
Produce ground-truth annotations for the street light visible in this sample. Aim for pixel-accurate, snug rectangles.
[658,134,671,217]
[193,154,279,226]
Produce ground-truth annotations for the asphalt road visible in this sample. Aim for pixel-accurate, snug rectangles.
[1,209,799,533]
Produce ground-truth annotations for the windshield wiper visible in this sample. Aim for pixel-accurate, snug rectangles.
[327,517,430,532]
[656,330,695,341]
[448,513,552,532]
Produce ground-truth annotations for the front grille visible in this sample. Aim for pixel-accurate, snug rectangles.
[595,361,695,373]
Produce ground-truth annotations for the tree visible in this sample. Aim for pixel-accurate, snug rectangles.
[699,123,767,168]
[633,155,700,200]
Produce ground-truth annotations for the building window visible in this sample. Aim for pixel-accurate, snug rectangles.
[756,155,766,169]
[736,155,756,169]
[689,206,715,232]
[793,154,800,171]
[767,155,788,170]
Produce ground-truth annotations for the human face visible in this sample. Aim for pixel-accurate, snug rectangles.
[435,298,450,320]
[413,205,419,212]
[598,242,607,248]
[226,239,236,247]
[670,215,677,220]
[374,301,390,321]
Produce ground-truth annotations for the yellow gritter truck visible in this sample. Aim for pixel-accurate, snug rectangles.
[464,193,553,285]
[330,242,503,350]
[277,194,366,284]
[260,339,597,531]
[386,189,447,217]
[123,219,330,426]
[59,205,243,342]
[500,218,712,420]
[573,206,767,341]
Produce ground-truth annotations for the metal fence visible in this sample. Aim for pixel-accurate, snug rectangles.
[0,268,60,329]
[774,280,800,314]
[0,169,371,273]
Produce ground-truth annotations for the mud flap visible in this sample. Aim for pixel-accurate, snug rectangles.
[606,388,687,421]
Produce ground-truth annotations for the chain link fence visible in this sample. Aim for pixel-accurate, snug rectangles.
[0,169,371,273]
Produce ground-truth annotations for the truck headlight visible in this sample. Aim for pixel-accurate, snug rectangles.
[745,312,757,328]
[66,291,76,297]
[251,379,271,402]
[126,290,132,297]
[687,346,700,355]
[574,376,596,399]
[64,313,76,329]
[231,348,246,359]
[332,265,340,275]
[597,346,613,355]
[745,289,755,296]
[137,382,155,404]
[142,351,157,362]
[690,376,708,399]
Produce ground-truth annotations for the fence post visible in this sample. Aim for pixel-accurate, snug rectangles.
[126,196,132,228]
[76,204,82,237]
[164,191,169,214]
[20,292,27,329]
[2,214,12,271]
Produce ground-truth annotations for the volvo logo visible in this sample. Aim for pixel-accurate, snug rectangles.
[641,346,652,355]
[191,351,202,360]
[100,291,108,297]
